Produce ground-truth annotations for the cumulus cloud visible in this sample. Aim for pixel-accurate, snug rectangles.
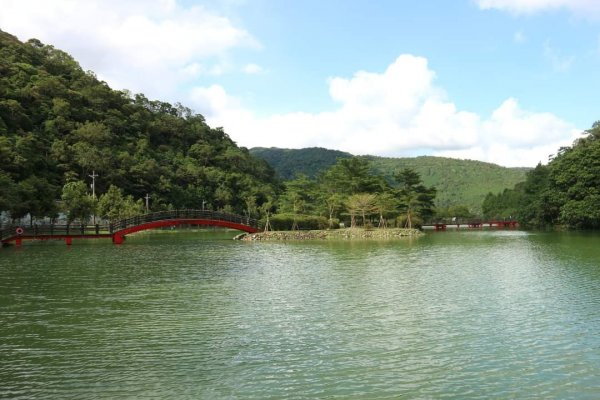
[0,0,258,98]
[189,55,579,167]
[476,0,600,16]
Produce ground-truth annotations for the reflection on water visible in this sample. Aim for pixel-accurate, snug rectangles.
[1,229,600,398]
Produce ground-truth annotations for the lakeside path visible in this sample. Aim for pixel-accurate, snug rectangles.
[238,228,423,241]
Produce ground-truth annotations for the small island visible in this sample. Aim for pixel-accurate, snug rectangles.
[239,227,422,241]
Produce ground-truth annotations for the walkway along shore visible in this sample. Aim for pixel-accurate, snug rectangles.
[238,228,423,241]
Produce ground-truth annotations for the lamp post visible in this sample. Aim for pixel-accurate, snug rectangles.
[145,193,151,213]
[202,200,206,211]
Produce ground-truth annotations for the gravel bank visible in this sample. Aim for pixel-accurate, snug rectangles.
[238,228,423,241]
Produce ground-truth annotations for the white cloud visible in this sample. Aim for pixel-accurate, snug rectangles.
[242,63,264,74]
[0,0,258,98]
[477,0,600,16]
[189,55,579,167]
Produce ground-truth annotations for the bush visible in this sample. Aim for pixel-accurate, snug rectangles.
[265,214,336,230]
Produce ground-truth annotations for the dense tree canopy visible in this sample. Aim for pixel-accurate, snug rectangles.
[483,121,600,229]
[0,29,279,221]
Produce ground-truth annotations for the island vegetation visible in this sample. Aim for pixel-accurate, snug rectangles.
[250,148,530,215]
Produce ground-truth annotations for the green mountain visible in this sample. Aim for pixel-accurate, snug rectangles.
[250,147,529,214]
[366,156,530,214]
[250,147,352,180]
[0,29,278,219]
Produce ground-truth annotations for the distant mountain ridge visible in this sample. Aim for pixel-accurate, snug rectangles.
[366,155,530,213]
[250,147,352,180]
[250,147,530,213]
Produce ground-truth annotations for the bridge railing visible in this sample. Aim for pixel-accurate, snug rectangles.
[1,223,111,241]
[109,209,259,233]
[423,218,517,226]
[1,210,259,242]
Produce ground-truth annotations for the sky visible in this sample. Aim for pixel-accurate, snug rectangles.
[1,0,599,167]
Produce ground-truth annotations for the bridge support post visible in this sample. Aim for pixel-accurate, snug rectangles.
[65,237,72,246]
[113,234,123,245]
[15,238,22,247]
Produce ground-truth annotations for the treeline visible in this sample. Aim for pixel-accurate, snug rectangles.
[250,147,529,215]
[0,30,279,223]
[266,157,436,230]
[483,121,600,229]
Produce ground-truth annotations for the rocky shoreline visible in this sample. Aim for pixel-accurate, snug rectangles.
[237,228,423,241]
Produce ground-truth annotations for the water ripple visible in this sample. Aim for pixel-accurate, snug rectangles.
[1,231,600,398]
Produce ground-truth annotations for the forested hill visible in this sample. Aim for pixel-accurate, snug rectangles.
[250,147,352,179]
[482,122,600,229]
[0,29,279,219]
[250,147,529,213]
[366,156,530,213]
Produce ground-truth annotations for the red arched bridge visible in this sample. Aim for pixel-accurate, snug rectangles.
[0,210,259,246]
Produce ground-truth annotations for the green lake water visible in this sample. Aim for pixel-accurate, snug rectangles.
[1,229,600,398]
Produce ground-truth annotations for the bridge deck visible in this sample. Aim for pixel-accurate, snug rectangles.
[422,220,519,231]
[1,210,259,246]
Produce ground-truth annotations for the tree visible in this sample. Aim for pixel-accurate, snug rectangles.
[278,175,318,230]
[323,193,344,229]
[259,196,275,232]
[97,184,143,222]
[375,192,397,228]
[319,157,386,196]
[0,30,280,219]
[394,168,436,229]
[0,172,17,216]
[61,180,94,223]
[346,193,377,228]
[488,121,600,229]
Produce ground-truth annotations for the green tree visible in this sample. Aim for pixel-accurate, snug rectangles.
[0,30,280,218]
[323,193,344,228]
[0,172,17,217]
[97,184,143,222]
[61,180,94,223]
[394,168,436,228]
[319,157,386,196]
[375,192,397,228]
[346,193,378,228]
[278,175,318,229]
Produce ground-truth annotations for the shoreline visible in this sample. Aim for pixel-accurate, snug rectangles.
[238,228,423,241]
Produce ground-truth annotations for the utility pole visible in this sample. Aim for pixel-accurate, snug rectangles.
[202,200,206,211]
[89,170,98,199]
[89,170,98,224]
[145,193,151,213]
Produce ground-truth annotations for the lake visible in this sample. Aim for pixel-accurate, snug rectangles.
[1,229,600,398]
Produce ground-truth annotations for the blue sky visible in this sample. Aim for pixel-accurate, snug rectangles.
[1,0,599,166]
